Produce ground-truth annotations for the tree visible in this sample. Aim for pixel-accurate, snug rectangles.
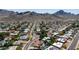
[3,40,13,47]
[47,37,56,45]
[59,30,65,35]
[40,29,47,39]
[16,46,22,50]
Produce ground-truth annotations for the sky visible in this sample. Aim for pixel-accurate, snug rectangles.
[7,9,79,14]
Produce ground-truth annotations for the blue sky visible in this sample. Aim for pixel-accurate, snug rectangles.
[7,9,79,14]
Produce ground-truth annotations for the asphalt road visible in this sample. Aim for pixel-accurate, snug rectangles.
[23,22,36,50]
[23,40,33,50]
[68,31,79,50]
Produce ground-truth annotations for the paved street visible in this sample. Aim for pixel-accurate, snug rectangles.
[23,22,36,50]
[22,40,33,50]
[68,31,79,50]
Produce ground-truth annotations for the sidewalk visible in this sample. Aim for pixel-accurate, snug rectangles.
[75,40,79,50]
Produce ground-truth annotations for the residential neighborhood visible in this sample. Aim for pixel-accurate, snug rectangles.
[0,19,79,50]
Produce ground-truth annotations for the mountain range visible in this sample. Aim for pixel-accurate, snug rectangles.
[0,9,79,22]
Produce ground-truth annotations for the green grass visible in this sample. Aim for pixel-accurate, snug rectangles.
[16,46,22,50]
[77,48,79,50]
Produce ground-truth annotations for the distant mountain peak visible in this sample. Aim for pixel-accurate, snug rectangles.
[54,10,74,16]
[57,10,65,13]
[0,9,16,16]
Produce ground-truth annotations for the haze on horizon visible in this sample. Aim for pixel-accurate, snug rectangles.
[7,9,79,14]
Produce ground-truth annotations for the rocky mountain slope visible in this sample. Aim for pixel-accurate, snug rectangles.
[0,9,79,22]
